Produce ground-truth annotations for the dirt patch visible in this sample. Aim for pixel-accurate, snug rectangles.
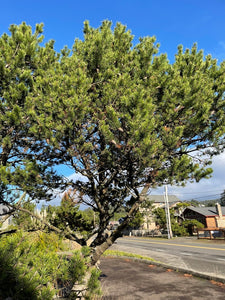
[99,257,225,299]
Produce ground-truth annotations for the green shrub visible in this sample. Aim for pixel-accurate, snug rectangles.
[0,231,99,299]
[172,222,188,236]
[86,268,102,299]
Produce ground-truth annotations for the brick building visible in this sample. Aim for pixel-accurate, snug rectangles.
[183,203,225,228]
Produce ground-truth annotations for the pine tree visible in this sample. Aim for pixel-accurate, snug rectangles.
[1,21,225,275]
[33,21,225,264]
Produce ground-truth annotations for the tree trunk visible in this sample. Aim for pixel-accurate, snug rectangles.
[90,183,151,265]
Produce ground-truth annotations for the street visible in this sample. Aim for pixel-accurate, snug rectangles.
[100,257,225,300]
[110,237,225,280]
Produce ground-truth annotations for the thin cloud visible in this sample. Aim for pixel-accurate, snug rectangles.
[218,41,225,50]
[155,152,225,201]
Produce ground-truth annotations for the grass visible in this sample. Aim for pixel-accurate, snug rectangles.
[103,249,155,262]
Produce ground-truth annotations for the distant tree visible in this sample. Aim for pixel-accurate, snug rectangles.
[220,190,225,206]
[202,199,218,207]
[182,219,204,235]
[46,190,93,236]
[187,199,201,207]
[153,207,167,229]
[81,207,99,229]
[13,201,36,230]
[127,211,145,229]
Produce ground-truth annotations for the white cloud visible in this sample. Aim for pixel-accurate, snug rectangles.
[153,152,225,201]
[67,172,88,182]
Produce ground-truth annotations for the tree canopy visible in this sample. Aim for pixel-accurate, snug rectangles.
[1,21,225,266]
[0,22,64,207]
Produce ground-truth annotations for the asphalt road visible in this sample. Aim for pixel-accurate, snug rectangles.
[100,257,225,299]
[110,237,225,280]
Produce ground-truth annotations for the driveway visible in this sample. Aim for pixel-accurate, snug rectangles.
[99,257,225,299]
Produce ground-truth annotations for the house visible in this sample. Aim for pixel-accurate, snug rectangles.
[183,203,225,228]
[0,204,13,230]
[140,195,181,230]
[146,195,181,209]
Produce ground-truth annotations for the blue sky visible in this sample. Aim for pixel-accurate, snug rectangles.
[1,0,225,62]
[1,0,225,201]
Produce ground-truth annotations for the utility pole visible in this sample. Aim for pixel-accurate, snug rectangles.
[164,185,173,239]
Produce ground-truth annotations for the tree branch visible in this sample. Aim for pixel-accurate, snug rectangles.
[2,201,86,245]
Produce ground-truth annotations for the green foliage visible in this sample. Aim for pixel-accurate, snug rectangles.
[13,201,36,230]
[186,199,201,207]
[1,21,225,214]
[153,207,167,228]
[127,210,145,229]
[46,191,94,236]
[171,222,188,236]
[182,219,204,229]
[175,202,189,209]
[68,251,87,283]
[81,208,99,230]
[0,231,100,299]
[86,268,102,299]
[0,22,64,204]
[0,231,64,299]
[141,200,154,210]
[181,219,204,236]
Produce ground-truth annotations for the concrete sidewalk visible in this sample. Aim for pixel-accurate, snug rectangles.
[99,257,225,299]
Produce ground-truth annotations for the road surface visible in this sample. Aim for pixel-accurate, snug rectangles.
[100,257,225,299]
[110,237,225,280]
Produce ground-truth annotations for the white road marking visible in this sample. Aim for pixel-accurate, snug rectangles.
[180,252,192,256]
[217,258,225,262]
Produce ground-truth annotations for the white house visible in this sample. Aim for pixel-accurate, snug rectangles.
[0,204,13,230]
[140,195,181,230]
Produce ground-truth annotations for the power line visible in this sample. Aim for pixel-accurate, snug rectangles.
[181,193,221,201]
[173,189,224,195]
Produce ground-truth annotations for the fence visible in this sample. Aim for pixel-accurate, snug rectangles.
[197,228,225,240]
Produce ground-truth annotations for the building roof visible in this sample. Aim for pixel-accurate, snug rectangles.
[146,195,180,203]
[185,206,225,217]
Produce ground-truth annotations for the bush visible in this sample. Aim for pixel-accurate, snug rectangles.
[171,222,189,236]
[182,219,204,235]
[0,231,101,299]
